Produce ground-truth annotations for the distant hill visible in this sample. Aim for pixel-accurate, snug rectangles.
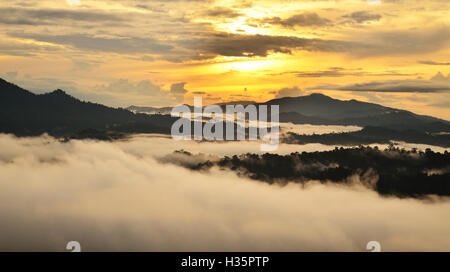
[279,112,330,125]
[130,93,450,133]
[1,77,448,147]
[0,78,177,137]
[266,93,389,119]
[263,93,450,133]
[127,101,259,114]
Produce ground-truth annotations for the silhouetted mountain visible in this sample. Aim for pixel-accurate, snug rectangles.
[263,93,450,132]
[130,93,449,133]
[1,77,449,147]
[279,112,330,125]
[266,93,389,119]
[0,78,177,137]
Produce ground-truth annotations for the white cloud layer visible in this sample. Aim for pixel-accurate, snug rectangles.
[0,134,449,251]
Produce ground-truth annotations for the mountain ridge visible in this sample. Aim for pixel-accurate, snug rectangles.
[263,94,449,132]
[0,77,177,137]
[129,92,450,132]
[0,78,449,145]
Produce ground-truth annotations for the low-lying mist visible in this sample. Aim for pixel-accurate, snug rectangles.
[281,123,362,135]
[0,134,449,251]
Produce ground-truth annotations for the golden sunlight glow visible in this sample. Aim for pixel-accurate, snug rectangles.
[213,9,271,35]
[221,59,274,72]
[0,0,449,119]
[215,21,263,35]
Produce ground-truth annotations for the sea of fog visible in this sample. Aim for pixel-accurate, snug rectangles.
[0,133,449,251]
[280,123,362,135]
[125,134,449,156]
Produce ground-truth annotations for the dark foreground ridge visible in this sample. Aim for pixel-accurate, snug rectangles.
[163,146,450,199]
[0,78,178,138]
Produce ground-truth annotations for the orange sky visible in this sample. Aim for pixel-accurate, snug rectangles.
[0,0,449,119]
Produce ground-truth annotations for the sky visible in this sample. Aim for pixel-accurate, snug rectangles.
[0,0,449,119]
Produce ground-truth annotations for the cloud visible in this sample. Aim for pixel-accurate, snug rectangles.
[255,13,331,28]
[2,0,450,63]
[312,72,450,93]
[5,71,18,80]
[348,27,450,57]
[170,82,189,102]
[66,0,81,6]
[428,100,450,108]
[0,134,449,251]
[0,7,124,25]
[2,71,79,94]
[185,32,352,58]
[0,38,59,56]
[5,6,448,62]
[342,11,382,23]
[269,68,420,78]
[203,7,242,18]
[274,86,304,98]
[1,72,186,107]
[93,79,187,106]
[419,60,450,66]
[98,79,166,96]
[8,33,172,55]
[71,60,100,72]
[182,25,450,60]
[293,67,365,77]
[366,0,382,5]
[431,71,450,82]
